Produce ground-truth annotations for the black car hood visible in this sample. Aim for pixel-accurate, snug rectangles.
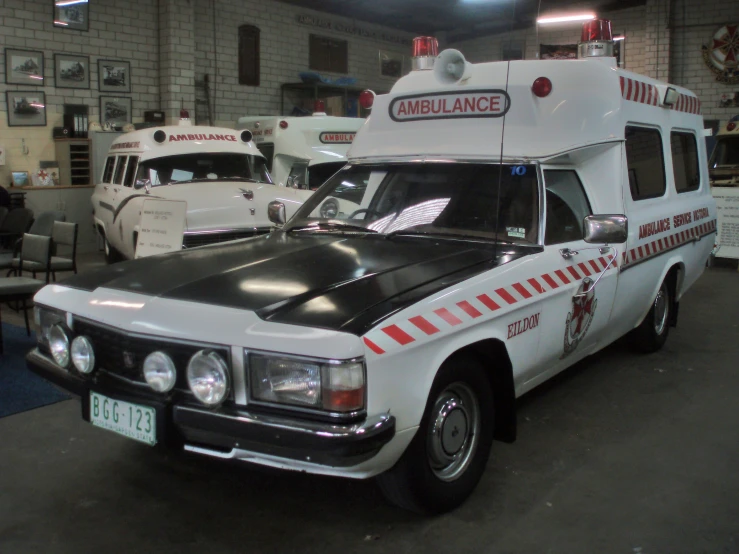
[64,233,540,335]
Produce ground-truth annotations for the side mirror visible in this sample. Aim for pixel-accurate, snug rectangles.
[286,175,297,188]
[268,200,286,226]
[134,179,151,191]
[583,215,628,244]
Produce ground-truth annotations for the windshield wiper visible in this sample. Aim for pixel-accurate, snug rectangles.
[289,222,378,234]
[383,229,519,243]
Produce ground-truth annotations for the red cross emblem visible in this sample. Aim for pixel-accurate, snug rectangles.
[38,170,48,180]
[572,293,595,335]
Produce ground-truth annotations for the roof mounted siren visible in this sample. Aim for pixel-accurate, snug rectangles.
[313,100,326,116]
[411,36,439,71]
[434,49,472,85]
[577,19,614,59]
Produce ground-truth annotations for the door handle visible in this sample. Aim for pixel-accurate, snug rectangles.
[559,248,578,259]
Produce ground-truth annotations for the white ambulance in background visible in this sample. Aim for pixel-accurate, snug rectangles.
[709,115,739,185]
[31,20,717,515]
[235,109,365,191]
[91,124,312,261]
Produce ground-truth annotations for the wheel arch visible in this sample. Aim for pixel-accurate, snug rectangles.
[441,338,517,444]
[633,257,684,329]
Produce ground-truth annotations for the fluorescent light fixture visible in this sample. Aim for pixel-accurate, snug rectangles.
[55,0,88,6]
[613,35,625,41]
[537,14,595,24]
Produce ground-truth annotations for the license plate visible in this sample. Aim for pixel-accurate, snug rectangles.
[89,391,156,446]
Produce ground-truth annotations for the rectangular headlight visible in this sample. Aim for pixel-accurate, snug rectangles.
[247,352,365,413]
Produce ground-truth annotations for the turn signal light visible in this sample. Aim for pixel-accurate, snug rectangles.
[412,36,439,58]
[728,122,737,131]
[359,90,375,110]
[532,77,553,98]
[581,19,612,42]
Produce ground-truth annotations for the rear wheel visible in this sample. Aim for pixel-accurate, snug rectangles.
[376,355,494,514]
[632,279,671,353]
[103,234,122,264]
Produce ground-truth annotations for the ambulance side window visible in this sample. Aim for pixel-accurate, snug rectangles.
[123,156,139,187]
[670,132,700,193]
[544,170,592,245]
[256,144,274,172]
[102,156,116,183]
[625,126,666,200]
[113,156,128,185]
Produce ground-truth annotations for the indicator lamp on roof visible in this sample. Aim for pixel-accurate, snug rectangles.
[359,90,375,110]
[240,130,253,143]
[153,130,166,143]
[279,120,288,129]
[411,36,439,71]
[728,122,737,131]
[532,77,553,98]
[577,18,615,59]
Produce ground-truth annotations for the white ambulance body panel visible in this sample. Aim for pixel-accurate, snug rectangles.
[91,125,310,260]
[31,35,717,515]
[709,115,739,186]
[235,114,365,190]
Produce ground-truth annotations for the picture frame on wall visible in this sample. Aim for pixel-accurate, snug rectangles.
[11,171,30,187]
[539,44,578,60]
[5,48,45,85]
[379,50,404,78]
[54,0,89,31]
[98,59,131,93]
[6,91,47,127]
[100,96,132,129]
[54,53,90,89]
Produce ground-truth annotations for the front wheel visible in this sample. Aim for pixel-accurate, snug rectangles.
[631,279,671,353]
[376,355,494,514]
[103,235,122,264]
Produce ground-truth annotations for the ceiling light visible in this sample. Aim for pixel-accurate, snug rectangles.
[537,14,596,24]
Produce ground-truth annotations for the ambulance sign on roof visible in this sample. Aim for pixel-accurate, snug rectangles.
[389,90,511,122]
[319,132,356,144]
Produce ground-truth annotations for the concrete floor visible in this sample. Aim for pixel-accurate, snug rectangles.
[1,262,738,553]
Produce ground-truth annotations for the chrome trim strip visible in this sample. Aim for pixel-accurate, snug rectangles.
[183,228,262,236]
[231,345,247,405]
[178,406,392,439]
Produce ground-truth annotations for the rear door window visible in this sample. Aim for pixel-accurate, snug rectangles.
[670,131,700,193]
[625,126,666,200]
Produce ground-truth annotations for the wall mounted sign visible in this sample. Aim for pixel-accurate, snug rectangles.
[701,24,739,84]
[296,14,411,46]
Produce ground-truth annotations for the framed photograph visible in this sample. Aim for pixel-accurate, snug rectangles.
[11,171,29,187]
[54,53,89,89]
[6,91,47,127]
[540,44,578,60]
[379,50,404,78]
[5,48,45,85]
[98,59,131,93]
[54,0,89,31]
[100,96,132,129]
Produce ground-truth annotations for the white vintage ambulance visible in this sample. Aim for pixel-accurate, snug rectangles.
[91,124,313,261]
[235,110,365,191]
[30,20,716,515]
[709,115,739,185]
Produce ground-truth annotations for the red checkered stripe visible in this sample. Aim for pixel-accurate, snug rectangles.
[619,76,701,115]
[622,219,717,267]
[363,255,617,355]
[620,76,659,107]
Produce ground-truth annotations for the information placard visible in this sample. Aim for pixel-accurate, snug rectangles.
[135,199,187,259]
[713,187,739,259]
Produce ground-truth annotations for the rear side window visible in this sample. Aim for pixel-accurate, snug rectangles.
[625,126,666,200]
[670,132,700,193]
[102,156,116,183]
[113,156,128,185]
[123,156,139,187]
[544,170,592,245]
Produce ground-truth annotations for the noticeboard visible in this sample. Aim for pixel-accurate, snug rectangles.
[135,199,187,259]
[713,187,739,259]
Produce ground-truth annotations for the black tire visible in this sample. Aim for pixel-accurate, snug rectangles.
[375,354,495,514]
[103,235,122,264]
[631,279,671,353]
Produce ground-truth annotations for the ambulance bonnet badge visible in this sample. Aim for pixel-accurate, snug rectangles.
[561,278,597,358]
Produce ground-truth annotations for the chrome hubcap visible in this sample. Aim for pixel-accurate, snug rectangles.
[653,284,668,335]
[427,382,480,482]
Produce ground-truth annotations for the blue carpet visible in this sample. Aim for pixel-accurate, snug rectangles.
[0,323,70,418]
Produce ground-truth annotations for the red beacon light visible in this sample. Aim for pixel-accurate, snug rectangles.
[577,18,615,60]
[313,100,326,114]
[359,90,375,110]
[411,36,439,71]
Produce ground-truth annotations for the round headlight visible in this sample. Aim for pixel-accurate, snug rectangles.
[320,198,339,218]
[71,336,95,374]
[187,350,229,406]
[143,351,177,393]
[49,324,70,368]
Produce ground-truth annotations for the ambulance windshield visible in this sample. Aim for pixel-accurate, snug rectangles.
[710,136,739,168]
[136,153,272,186]
[287,163,539,244]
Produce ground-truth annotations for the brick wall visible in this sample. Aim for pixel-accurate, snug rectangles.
[0,0,158,185]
